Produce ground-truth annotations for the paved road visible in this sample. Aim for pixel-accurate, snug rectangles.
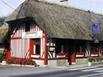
[0,66,103,77]
[0,66,64,77]
[13,66,103,77]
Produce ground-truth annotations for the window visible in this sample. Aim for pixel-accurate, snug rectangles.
[33,38,40,55]
[25,22,30,32]
[35,44,40,55]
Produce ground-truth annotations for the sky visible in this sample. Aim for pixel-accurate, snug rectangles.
[0,0,25,17]
[0,0,103,17]
[48,0,103,14]
[69,0,103,14]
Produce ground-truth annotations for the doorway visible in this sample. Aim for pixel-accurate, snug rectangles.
[34,38,40,55]
[30,38,41,55]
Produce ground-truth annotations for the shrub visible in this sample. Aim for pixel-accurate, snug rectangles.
[0,49,6,62]
[7,59,14,64]
[88,57,95,62]
[95,56,103,62]
[88,56,103,64]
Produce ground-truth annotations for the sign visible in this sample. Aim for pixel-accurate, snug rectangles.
[22,31,42,38]
[92,23,100,43]
[92,23,100,33]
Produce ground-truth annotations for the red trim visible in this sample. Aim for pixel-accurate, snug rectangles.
[31,58,44,60]
[7,57,33,65]
[77,51,85,55]
[57,51,67,56]
[5,49,11,61]
[71,48,76,63]
[11,37,22,39]
[32,57,67,60]
[48,58,67,60]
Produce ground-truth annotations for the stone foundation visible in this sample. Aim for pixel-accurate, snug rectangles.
[76,58,88,65]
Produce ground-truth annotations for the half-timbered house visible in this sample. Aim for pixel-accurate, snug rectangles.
[6,0,103,66]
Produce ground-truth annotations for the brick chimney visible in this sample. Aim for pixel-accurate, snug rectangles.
[58,0,68,6]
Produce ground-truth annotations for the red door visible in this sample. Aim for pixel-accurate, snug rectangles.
[29,39,34,57]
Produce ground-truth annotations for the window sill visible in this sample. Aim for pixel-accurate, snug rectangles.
[31,55,40,58]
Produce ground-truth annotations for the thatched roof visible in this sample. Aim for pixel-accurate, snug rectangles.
[6,0,103,41]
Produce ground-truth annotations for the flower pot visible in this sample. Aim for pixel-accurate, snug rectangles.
[88,62,92,66]
[1,60,7,65]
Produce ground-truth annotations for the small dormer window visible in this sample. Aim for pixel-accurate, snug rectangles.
[25,22,30,32]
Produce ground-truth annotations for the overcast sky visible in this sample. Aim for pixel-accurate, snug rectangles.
[0,0,103,17]
[0,0,25,17]
[69,0,103,14]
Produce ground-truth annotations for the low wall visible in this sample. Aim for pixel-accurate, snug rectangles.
[76,57,88,65]
[33,59,68,66]
[48,59,68,66]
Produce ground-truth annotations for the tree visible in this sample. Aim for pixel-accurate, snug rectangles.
[0,17,5,26]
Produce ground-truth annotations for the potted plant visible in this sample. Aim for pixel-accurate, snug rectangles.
[87,57,94,66]
[0,48,6,65]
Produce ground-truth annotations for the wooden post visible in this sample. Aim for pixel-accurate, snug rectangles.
[29,39,34,58]
[86,42,91,56]
[71,48,76,64]
[5,49,11,61]
[44,34,48,65]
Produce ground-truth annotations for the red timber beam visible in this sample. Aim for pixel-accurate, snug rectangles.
[71,48,76,64]
[5,48,11,62]
[44,33,48,65]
